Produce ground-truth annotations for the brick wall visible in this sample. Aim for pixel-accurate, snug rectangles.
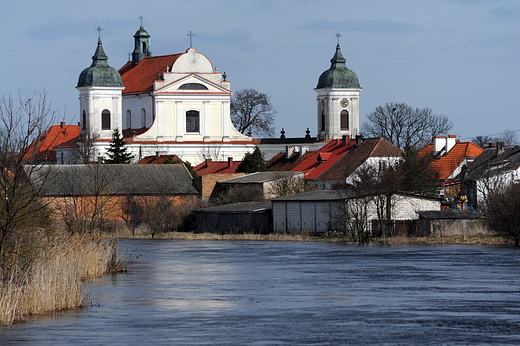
[194,173,246,199]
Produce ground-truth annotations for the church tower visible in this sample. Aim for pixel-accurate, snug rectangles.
[77,38,125,140]
[132,25,152,66]
[315,39,362,140]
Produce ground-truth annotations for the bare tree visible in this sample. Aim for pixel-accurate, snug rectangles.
[361,102,453,150]
[231,88,276,137]
[498,129,518,146]
[472,135,494,148]
[485,182,520,246]
[71,131,98,164]
[269,173,306,198]
[0,91,57,278]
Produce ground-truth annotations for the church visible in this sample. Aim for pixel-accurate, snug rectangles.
[54,25,362,165]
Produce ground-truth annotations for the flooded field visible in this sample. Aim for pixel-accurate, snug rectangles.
[2,240,520,345]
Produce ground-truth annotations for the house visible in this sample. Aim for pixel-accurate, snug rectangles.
[416,210,486,237]
[464,143,520,208]
[419,135,483,200]
[29,164,199,226]
[266,136,403,190]
[217,171,305,200]
[23,122,80,164]
[194,201,272,234]
[271,190,440,235]
[191,158,245,200]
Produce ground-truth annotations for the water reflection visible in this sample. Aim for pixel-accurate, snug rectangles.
[1,240,520,345]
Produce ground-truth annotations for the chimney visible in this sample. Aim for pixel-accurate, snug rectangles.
[446,135,457,153]
[355,134,363,147]
[205,158,212,167]
[227,157,233,167]
[497,142,505,156]
[60,121,66,129]
[342,135,350,146]
[299,146,307,157]
[285,146,293,159]
[434,136,447,156]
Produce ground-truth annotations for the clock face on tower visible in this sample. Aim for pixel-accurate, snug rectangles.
[340,98,349,108]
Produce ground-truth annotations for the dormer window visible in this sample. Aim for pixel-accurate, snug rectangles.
[179,83,208,90]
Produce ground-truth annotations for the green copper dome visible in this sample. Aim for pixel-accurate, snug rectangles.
[316,44,361,89]
[77,39,123,88]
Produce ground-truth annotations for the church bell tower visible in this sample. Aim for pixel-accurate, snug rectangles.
[315,34,362,140]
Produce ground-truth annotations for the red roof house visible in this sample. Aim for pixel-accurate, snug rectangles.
[24,122,80,163]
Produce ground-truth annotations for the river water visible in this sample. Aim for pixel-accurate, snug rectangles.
[1,240,520,345]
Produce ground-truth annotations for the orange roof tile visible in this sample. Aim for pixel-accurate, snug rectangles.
[24,123,80,162]
[419,141,484,180]
[292,139,356,179]
[194,159,242,175]
[119,54,183,94]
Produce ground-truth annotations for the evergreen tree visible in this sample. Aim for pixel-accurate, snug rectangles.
[236,146,266,173]
[105,129,133,164]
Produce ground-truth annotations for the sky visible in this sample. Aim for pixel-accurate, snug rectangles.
[1,0,519,141]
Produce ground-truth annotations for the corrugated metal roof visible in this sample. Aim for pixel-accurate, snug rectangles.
[218,171,303,184]
[196,201,272,213]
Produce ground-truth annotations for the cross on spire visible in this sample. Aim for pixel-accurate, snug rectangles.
[96,25,103,39]
[335,31,342,45]
[187,31,195,48]
[138,15,145,26]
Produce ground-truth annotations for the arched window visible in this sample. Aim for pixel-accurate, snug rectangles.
[126,110,132,129]
[82,110,86,130]
[321,111,325,131]
[179,83,208,90]
[186,110,200,133]
[340,110,349,131]
[141,108,146,128]
[102,109,111,130]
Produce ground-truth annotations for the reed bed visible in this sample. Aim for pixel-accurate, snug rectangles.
[0,232,129,325]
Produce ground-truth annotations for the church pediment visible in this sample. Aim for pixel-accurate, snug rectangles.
[156,74,230,94]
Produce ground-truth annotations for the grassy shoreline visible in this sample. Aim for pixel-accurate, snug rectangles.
[121,231,513,246]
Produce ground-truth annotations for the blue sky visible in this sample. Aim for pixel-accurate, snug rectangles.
[1,0,519,141]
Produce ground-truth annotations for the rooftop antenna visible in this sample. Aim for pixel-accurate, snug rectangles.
[139,15,145,26]
[335,31,342,45]
[96,25,103,39]
[187,31,195,48]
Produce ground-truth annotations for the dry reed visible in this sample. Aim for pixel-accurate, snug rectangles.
[0,231,128,324]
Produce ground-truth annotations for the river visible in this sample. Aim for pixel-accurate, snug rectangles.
[1,240,520,345]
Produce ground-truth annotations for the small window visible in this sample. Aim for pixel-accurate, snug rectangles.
[186,110,200,133]
[102,109,111,130]
[321,111,325,131]
[340,110,349,130]
[126,110,132,129]
[179,83,208,90]
[141,108,146,128]
[82,110,86,130]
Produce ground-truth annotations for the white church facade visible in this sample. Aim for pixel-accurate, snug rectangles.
[55,25,361,165]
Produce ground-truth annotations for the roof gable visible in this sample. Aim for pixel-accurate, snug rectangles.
[156,74,230,94]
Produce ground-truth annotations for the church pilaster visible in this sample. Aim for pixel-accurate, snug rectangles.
[222,101,230,142]
[156,101,164,142]
[176,101,183,142]
[203,101,210,142]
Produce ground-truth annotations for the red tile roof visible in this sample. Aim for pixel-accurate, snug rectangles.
[318,138,404,181]
[138,155,183,164]
[194,158,242,175]
[119,54,183,94]
[419,141,484,180]
[24,123,80,162]
[265,151,315,171]
[292,139,356,179]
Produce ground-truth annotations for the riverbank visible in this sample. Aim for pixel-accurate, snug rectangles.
[122,231,512,246]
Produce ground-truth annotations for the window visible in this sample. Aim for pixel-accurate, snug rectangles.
[141,108,146,128]
[126,110,131,129]
[102,109,111,130]
[186,110,200,133]
[179,83,208,90]
[321,111,325,131]
[82,110,86,130]
[340,110,349,130]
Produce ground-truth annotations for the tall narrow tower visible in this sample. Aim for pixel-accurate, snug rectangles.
[77,38,125,140]
[132,25,152,66]
[315,40,362,140]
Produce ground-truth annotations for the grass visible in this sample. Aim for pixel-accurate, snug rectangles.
[0,231,129,325]
[125,230,512,246]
